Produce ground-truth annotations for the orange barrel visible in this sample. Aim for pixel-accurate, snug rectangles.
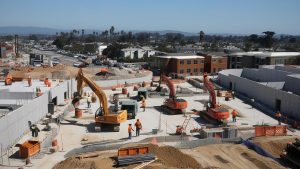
[28,77,32,87]
[91,96,97,103]
[52,139,58,146]
[47,81,52,87]
[122,88,128,94]
[75,109,82,118]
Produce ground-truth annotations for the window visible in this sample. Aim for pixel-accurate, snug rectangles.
[213,68,216,72]
[194,60,198,64]
[187,69,191,73]
[187,60,191,64]
[180,60,184,64]
[212,59,217,63]
[180,69,184,74]
[194,68,197,72]
[200,60,204,63]
[200,68,204,72]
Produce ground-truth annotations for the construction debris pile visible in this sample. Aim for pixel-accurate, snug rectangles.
[9,65,78,80]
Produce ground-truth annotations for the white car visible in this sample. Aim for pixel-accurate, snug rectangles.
[73,62,81,67]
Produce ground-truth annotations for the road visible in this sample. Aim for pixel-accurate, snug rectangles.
[33,49,79,66]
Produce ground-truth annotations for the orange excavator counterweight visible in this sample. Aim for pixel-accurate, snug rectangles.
[203,73,229,121]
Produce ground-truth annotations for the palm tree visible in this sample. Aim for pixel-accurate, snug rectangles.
[81,29,85,38]
[199,31,205,44]
[109,26,115,43]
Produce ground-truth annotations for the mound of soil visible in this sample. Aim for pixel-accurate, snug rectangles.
[147,144,202,169]
[53,157,96,169]
[252,136,299,158]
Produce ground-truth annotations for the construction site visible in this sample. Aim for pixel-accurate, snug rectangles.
[0,60,300,169]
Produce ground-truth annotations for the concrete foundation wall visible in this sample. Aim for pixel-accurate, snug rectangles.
[49,81,69,105]
[283,75,300,95]
[95,71,153,87]
[219,73,300,121]
[0,91,35,100]
[275,65,300,74]
[0,93,49,151]
[241,68,291,82]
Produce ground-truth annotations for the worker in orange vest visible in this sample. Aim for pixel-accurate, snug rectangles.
[275,111,282,125]
[232,109,238,122]
[134,119,142,136]
[141,97,146,112]
[128,124,134,139]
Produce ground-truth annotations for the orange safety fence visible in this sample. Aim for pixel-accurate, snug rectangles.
[255,125,287,137]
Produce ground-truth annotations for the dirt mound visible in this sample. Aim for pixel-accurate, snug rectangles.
[147,144,202,169]
[53,157,96,169]
[252,136,300,158]
[186,143,284,169]
[10,65,78,80]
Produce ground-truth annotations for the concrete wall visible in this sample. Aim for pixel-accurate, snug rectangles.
[241,68,291,82]
[275,65,300,74]
[0,91,35,100]
[95,71,153,87]
[0,93,49,151]
[283,75,300,95]
[219,73,300,121]
[49,81,69,105]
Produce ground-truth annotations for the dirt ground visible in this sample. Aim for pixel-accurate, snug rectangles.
[183,143,285,169]
[8,65,150,81]
[53,144,204,169]
[252,135,300,158]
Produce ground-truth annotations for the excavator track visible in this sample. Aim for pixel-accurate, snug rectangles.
[160,105,185,115]
[199,110,226,125]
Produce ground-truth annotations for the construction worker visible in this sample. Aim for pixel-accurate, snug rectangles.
[135,119,142,136]
[232,109,238,122]
[128,124,134,139]
[275,110,282,125]
[140,96,146,112]
[87,93,91,108]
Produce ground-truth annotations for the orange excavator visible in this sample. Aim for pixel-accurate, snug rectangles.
[72,68,127,132]
[5,74,13,85]
[161,75,188,114]
[203,73,229,122]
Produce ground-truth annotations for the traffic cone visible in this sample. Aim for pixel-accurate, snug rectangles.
[150,137,157,145]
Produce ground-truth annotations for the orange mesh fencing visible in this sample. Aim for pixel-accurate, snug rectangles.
[255,125,287,137]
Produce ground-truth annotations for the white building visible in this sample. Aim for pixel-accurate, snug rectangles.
[97,43,107,55]
[121,46,156,59]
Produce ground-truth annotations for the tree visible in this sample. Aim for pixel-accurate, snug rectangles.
[109,26,115,43]
[199,31,205,43]
[260,31,275,48]
[81,29,85,38]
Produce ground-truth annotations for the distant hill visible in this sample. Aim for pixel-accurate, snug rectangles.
[0,26,67,35]
[1,26,283,37]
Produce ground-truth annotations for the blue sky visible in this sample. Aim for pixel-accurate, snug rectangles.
[1,0,300,34]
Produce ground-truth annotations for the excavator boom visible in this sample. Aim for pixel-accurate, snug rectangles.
[77,68,109,115]
[74,68,127,131]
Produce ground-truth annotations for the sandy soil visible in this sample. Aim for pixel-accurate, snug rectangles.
[252,135,300,158]
[53,144,203,169]
[183,143,285,169]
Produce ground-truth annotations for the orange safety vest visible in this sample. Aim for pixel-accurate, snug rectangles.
[232,110,238,117]
[135,121,142,129]
[275,112,281,118]
[128,126,133,133]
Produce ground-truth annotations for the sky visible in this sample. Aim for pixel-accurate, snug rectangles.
[1,0,300,35]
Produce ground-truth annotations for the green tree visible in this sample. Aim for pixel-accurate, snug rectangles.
[109,26,115,43]
[261,31,275,48]
[199,31,205,43]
